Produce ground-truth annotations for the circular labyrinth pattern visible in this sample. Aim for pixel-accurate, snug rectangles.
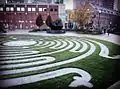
[0,36,120,88]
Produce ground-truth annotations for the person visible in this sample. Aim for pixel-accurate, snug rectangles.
[103,27,106,34]
[107,28,111,36]
[0,22,6,33]
[65,23,67,30]
[68,21,73,30]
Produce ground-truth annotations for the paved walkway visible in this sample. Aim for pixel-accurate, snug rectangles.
[107,81,120,89]
[2,29,120,45]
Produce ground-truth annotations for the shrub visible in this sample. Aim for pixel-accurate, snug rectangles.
[46,15,63,30]
[46,15,52,28]
[0,22,6,33]
[51,19,63,30]
[36,14,44,28]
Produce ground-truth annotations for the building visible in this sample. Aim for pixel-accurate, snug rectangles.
[64,0,120,28]
[114,0,120,11]
[0,0,120,30]
[0,3,59,29]
[0,0,6,4]
[102,0,114,9]
[0,0,66,30]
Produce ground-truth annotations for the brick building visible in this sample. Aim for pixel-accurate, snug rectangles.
[68,0,120,28]
[0,3,59,29]
[0,0,120,30]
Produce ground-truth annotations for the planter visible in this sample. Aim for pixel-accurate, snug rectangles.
[46,29,65,34]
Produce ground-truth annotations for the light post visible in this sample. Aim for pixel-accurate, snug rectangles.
[98,10,101,28]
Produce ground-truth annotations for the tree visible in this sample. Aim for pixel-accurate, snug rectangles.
[68,2,93,29]
[46,15,52,28]
[36,14,44,28]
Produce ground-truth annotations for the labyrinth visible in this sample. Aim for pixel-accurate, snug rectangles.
[0,35,120,89]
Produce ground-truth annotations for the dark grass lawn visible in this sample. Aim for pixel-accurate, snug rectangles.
[0,35,120,89]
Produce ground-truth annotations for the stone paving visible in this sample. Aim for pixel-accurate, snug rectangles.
[4,29,120,45]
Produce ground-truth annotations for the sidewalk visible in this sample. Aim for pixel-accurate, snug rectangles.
[2,29,120,45]
[107,81,120,89]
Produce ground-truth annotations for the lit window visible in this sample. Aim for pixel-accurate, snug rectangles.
[10,7,14,11]
[21,7,25,11]
[29,21,32,23]
[6,7,9,11]
[0,7,3,11]
[32,8,36,11]
[43,21,45,23]
[39,8,42,11]
[17,7,20,11]
[28,7,31,11]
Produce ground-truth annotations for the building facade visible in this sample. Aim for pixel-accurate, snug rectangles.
[0,3,59,29]
[0,0,120,30]
[0,0,66,30]
[66,0,120,28]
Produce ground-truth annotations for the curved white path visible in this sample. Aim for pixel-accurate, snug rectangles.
[0,68,93,88]
[0,35,120,88]
[88,39,120,59]
[0,40,69,60]
[50,40,62,49]
[3,40,37,46]
[0,56,56,68]
[0,41,95,75]
[0,51,39,57]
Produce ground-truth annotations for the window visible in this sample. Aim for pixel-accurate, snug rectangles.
[21,7,25,11]
[54,9,58,11]
[28,7,31,11]
[101,9,103,11]
[0,7,3,11]
[6,7,9,11]
[17,7,20,11]
[104,10,106,12]
[10,7,14,11]
[50,8,53,11]
[32,8,36,11]
[43,8,46,11]
[111,12,113,14]
[39,8,42,11]
[95,8,97,10]
[54,0,63,4]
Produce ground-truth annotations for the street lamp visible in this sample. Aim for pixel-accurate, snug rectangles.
[98,10,101,28]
